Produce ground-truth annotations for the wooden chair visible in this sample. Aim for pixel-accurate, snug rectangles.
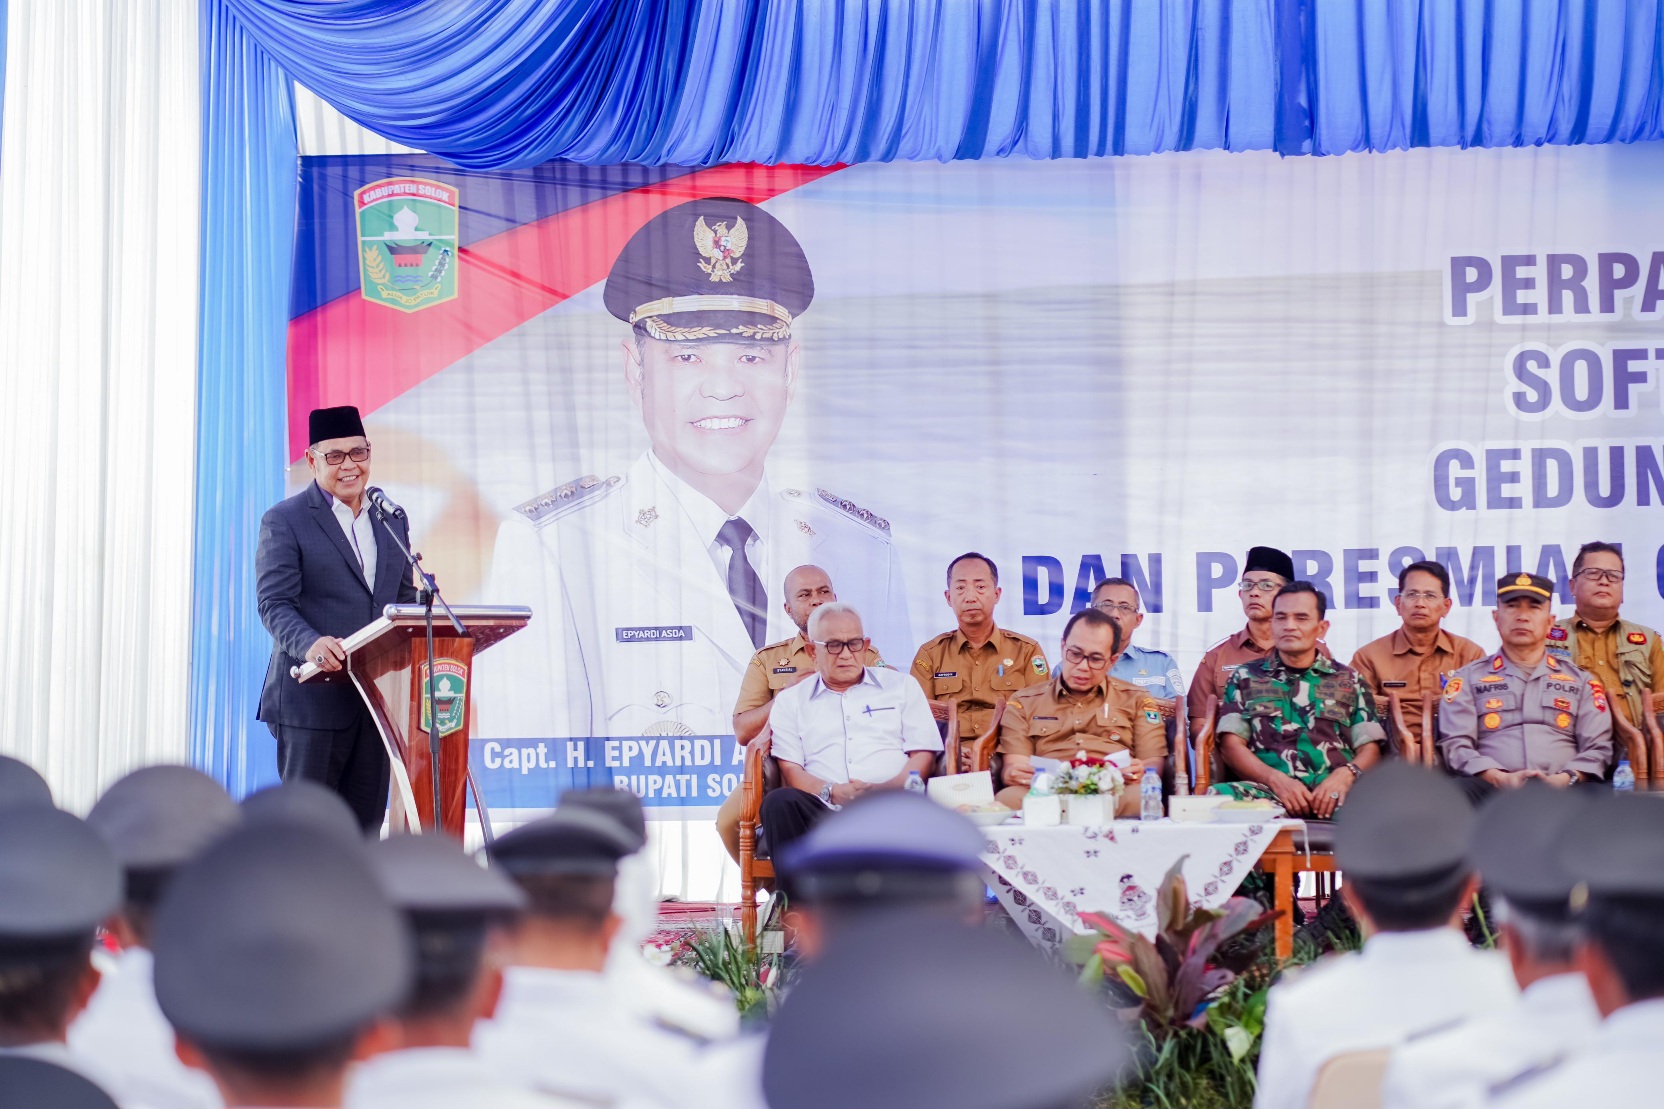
[1612,709,1652,781]
[1384,691,1437,766]
[737,700,961,938]
[1648,692,1664,783]
[1308,1049,1390,1109]
[966,699,1006,777]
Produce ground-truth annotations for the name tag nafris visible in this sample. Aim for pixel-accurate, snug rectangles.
[615,626,694,643]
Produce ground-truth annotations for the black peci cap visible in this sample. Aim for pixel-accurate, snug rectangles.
[1244,546,1296,581]
[308,405,366,445]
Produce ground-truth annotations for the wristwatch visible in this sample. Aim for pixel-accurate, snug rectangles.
[1341,762,1363,779]
[818,783,834,805]
[1564,770,1587,785]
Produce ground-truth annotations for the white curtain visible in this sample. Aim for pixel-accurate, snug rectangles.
[0,0,201,810]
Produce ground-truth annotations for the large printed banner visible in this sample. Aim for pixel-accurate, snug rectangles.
[290,145,1664,887]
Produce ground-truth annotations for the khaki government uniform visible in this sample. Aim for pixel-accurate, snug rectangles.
[1545,615,1664,730]
[909,626,1050,745]
[1186,625,1330,725]
[715,632,883,858]
[996,674,1168,815]
[1350,627,1486,749]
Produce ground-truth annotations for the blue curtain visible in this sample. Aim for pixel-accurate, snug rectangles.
[220,0,1664,169]
[191,0,298,796]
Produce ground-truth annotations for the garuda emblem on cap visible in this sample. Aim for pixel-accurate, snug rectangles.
[694,216,748,282]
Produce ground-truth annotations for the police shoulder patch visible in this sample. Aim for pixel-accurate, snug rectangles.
[1443,676,1464,701]
[1548,625,1569,641]
[514,474,621,528]
[1629,631,1649,645]
[809,488,891,534]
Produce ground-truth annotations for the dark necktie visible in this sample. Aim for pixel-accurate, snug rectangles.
[716,517,767,650]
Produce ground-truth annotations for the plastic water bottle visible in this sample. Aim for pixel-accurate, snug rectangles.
[1140,768,1163,821]
[1613,759,1635,792]
[905,770,926,795]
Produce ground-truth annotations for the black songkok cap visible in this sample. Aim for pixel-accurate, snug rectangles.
[763,915,1124,1109]
[152,823,411,1050]
[486,808,637,878]
[87,765,240,873]
[559,787,648,849]
[1244,546,1296,581]
[0,806,121,945]
[308,405,366,445]
[603,197,813,342]
[1336,763,1473,881]
[1469,781,1590,921]
[0,1057,119,1109]
[0,754,52,812]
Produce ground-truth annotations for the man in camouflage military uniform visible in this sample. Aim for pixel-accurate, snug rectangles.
[1210,582,1385,818]
[911,553,1049,754]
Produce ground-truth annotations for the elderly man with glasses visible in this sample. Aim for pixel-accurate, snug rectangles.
[1544,541,1664,733]
[1090,577,1185,702]
[995,608,1167,814]
[760,602,943,856]
[1186,546,1329,741]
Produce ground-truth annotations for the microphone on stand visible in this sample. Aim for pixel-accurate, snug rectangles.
[366,486,406,519]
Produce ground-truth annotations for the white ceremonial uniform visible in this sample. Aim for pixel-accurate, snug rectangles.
[348,1046,583,1109]
[480,453,911,742]
[1381,973,1599,1109]
[768,667,943,784]
[68,948,223,1109]
[1253,929,1517,1109]
[1487,997,1664,1109]
[473,965,699,1109]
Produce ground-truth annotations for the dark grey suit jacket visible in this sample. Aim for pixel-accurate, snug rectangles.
[255,481,419,729]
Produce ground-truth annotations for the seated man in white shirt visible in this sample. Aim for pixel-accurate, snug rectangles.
[1381,784,1599,1109]
[1253,764,1517,1109]
[1492,794,1664,1109]
[474,808,704,1109]
[761,601,943,856]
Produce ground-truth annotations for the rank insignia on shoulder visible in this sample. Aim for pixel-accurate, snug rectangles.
[1629,631,1648,645]
[1032,656,1048,676]
[813,488,890,534]
[514,474,621,528]
[1545,656,1561,671]
[1491,655,1506,670]
[1548,626,1568,641]
[1443,677,1463,701]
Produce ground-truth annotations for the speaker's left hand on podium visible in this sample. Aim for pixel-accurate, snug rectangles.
[306,635,347,673]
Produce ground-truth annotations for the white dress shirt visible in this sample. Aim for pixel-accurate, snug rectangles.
[1488,997,1664,1109]
[647,452,770,586]
[331,495,377,587]
[347,1046,582,1109]
[1254,929,1518,1109]
[68,947,221,1109]
[1381,972,1599,1109]
[473,966,698,1109]
[767,666,942,784]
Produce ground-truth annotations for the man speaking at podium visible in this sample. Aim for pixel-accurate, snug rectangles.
[256,405,418,831]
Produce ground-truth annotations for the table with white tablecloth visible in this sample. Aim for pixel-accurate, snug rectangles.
[980,819,1299,947]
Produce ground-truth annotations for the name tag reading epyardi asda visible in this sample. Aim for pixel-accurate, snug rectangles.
[615,626,694,643]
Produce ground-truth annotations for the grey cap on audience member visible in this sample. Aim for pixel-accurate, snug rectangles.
[151,822,412,1050]
[763,914,1123,1109]
[486,808,638,878]
[1469,781,1590,920]
[1336,763,1473,881]
[0,755,52,812]
[0,807,121,943]
[778,791,986,904]
[87,766,240,872]
[1559,792,1664,899]
[240,779,363,843]
[559,787,647,848]
[369,834,527,917]
[0,1056,119,1109]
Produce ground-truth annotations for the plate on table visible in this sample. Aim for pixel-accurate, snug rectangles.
[1213,804,1284,823]
[959,806,1020,826]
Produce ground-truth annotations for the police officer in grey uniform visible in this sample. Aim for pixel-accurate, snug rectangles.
[150,821,411,1109]
[482,197,911,747]
[1381,784,1599,1109]
[1488,794,1664,1108]
[761,914,1125,1109]
[73,766,241,1109]
[473,808,705,1109]
[349,834,578,1109]
[1439,574,1614,804]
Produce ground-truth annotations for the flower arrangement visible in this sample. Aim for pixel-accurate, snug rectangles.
[1049,750,1126,798]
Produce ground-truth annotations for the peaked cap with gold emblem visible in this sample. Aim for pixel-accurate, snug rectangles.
[603,197,814,342]
[1496,572,1555,603]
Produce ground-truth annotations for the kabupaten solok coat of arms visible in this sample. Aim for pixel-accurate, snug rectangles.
[356,177,460,312]
[419,659,469,738]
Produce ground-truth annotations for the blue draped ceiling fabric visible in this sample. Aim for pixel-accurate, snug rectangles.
[192,0,1664,796]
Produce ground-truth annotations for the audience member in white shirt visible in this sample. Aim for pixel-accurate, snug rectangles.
[1382,784,1599,1109]
[1254,765,1517,1109]
[761,602,943,855]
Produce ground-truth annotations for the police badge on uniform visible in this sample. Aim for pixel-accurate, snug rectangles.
[356,177,460,313]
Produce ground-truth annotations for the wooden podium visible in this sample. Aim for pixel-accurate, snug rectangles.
[292,604,530,837]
